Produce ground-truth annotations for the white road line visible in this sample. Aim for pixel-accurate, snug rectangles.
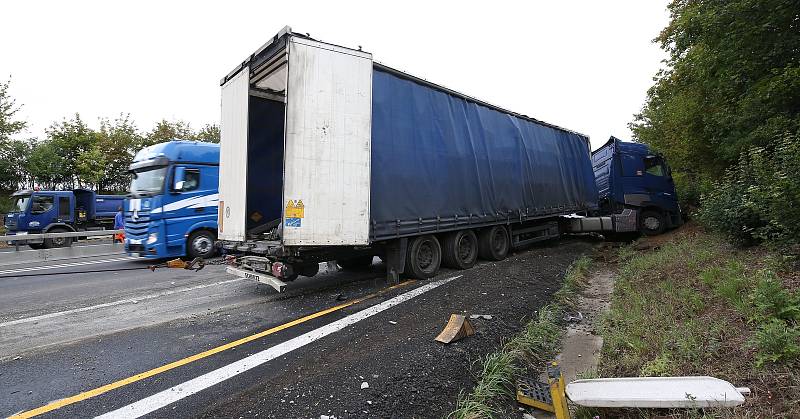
[0,257,136,276]
[95,275,462,419]
[0,278,244,328]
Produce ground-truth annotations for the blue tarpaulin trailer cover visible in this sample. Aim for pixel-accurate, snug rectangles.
[369,66,599,241]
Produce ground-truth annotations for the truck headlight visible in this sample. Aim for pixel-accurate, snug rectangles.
[147,232,158,244]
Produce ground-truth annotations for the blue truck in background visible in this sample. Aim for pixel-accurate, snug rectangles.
[4,189,124,248]
[124,140,219,259]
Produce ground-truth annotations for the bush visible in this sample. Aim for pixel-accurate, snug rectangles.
[698,133,800,246]
[749,271,800,323]
[752,319,800,367]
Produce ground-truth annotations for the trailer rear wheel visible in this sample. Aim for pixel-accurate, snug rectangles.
[405,235,441,279]
[338,255,374,270]
[442,230,478,270]
[639,210,666,236]
[478,226,509,261]
[43,227,73,249]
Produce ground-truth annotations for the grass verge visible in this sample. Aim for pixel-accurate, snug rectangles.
[449,256,591,419]
[587,227,800,418]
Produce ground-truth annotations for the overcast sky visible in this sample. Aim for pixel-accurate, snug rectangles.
[3,0,669,150]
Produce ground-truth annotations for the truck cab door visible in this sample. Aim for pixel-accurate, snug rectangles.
[29,194,56,229]
[164,165,217,247]
[642,156,679,212]
[57,196,72,223]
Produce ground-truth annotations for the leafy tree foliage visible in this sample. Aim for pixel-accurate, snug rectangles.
[0,78,30,191]
[631,0,800,184]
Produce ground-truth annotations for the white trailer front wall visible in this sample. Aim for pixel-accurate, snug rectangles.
[218,68,250,241]
[283,38,372,246]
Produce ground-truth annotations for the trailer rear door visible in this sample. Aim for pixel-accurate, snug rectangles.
[218,67,250,241]
[282,37,372,246]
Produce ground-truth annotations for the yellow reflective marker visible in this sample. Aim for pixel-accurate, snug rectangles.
[10,280,415,419]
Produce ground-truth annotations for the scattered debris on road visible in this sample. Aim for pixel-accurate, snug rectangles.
[469,314,493,320]
[435,314,475,344]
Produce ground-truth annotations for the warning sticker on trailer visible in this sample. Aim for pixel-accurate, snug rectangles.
[285,199,305,218]
[285,218,302,228]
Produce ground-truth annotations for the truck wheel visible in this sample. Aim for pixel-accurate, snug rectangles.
[43,228,73,248]
[442,230,478,270]
[338,255,374,270]
[405,235,441,279]
[640,210,666,236]
[187,230,216,259]
[478,226,509,261]
[29,243,44,250]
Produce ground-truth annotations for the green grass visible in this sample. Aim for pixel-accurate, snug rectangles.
[449,257,590,419]
[596,228,800,417]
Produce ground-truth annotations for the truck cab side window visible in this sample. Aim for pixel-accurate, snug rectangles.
[182,169,200,192]
[31,195,54,214]
[58,197,70,218]
[644,157,665,177]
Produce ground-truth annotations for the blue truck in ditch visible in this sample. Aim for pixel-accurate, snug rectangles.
[214,28,681,291]
[124,140,219,259]
[4,189,124,248]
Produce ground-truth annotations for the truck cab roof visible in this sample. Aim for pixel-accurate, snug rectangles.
[130,140,219,170]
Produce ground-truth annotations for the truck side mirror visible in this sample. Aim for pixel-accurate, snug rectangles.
[173,166,186,192]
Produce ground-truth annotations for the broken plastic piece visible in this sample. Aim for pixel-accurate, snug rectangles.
[566,376,748,408]
[435,314,475,344]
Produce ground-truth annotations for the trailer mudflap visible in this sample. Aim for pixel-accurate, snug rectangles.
[226,265,287,292]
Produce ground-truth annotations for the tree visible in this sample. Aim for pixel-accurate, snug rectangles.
[143,119,195,147]
[27,141,66,189]
[194,123,220,143]
[45,114,96,188]
[631,0,800,186]
[0,78,30,190]
[76,147,107,190]
[94,114,142,192]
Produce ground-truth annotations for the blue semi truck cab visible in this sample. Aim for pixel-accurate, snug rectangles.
[591,136,681,235]
[124,140,219,259]
[4,189,123,248]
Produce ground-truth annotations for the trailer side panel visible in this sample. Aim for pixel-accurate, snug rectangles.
[370,68,598,240]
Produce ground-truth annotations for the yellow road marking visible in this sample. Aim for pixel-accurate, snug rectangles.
[9,280,415,419]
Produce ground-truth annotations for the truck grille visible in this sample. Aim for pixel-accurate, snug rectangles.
[124,209,150,238]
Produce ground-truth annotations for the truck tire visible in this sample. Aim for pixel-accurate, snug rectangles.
[187,230,216,259]
[404,235,442,279]
[478,225,509,261]
[29,243,45,250]
[639,210,666,236]
[43,228,73,248]
[338,255,374,270]
[442,230,478,270]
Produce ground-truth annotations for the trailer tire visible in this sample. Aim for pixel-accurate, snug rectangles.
[338,255,374,270]
[639,210,666,236]
[187,230,216,259]
[478,226,509,261]
[442,230,478,270]
[43,227,73,249]
[28,243,44,250]
[405,235,442,279]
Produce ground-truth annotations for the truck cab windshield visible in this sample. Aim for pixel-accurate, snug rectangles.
[130,166,168,197]
[12,195,30,212]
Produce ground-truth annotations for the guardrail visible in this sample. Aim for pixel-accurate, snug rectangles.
[1,229,122,250]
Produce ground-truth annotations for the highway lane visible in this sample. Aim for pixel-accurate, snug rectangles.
[0,254,397,417]
[1,239,593,418]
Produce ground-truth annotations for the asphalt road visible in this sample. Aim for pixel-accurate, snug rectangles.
[0,238,593,418]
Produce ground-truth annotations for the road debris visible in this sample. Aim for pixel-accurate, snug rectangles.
[563,312,583,323]
[469,314,493,320]
[388,321,397,325]
[360,382,369,390]
[435,314,475,344]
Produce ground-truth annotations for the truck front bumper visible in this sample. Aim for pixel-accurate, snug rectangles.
[226,265,287,293]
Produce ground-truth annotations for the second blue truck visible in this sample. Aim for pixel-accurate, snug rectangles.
[124,140,219,259]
